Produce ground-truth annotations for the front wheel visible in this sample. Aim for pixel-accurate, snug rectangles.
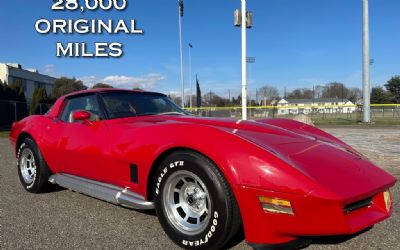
[17,138,52,193]
[154,150,242,250]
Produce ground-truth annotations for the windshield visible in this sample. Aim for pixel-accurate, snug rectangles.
[101,91,187,119]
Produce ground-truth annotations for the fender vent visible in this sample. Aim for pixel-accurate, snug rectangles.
[130,164,138,184]
[344,197,373,214]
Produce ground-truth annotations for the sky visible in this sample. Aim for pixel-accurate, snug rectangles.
[0,0,399,98]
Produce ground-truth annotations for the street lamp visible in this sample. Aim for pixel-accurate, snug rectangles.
[235,0,253,120]
[362,0,371,123]
[178,0,185,108]
[189,43,193,108]
[246,57,256,63]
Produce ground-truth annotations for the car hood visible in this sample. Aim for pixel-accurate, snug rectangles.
[157,116,396,201]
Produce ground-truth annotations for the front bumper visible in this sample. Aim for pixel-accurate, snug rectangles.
[233,185,393,248]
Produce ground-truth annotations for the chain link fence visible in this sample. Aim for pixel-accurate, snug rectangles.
[0,100,52,129]
[1,101,399,129]
[187,104,400,125]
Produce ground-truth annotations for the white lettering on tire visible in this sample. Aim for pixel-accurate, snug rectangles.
[182,211,219,247]
[155,160,185,195]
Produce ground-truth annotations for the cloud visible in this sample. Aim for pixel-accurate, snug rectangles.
[79,73,167,90]
[78,76,98,86]
[43,64,61,77]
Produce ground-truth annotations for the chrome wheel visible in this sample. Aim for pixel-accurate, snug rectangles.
[20,148,36,184]
[163,170,211,235]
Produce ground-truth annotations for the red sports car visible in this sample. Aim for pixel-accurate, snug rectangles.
[10,89,396,249]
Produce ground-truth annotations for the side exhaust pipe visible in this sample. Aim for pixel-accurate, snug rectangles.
[49,174,154,210]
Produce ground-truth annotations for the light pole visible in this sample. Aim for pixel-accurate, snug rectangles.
[189,43,193,108]
[178,0,185,108]
[362,0,371,123]
[241,0,247,120]
[235,1,252,120]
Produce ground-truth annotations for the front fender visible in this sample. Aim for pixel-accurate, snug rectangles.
[107,122,316,199]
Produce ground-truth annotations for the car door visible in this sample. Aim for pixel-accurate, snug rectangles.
[54,93,111,181]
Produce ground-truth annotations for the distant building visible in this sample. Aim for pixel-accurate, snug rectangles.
[0,63,56,102]
[277,98,356,115]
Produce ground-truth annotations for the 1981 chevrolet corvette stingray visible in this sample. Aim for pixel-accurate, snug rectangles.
[10,89,396,250]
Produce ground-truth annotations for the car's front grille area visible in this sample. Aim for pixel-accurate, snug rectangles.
[344,197,373,214]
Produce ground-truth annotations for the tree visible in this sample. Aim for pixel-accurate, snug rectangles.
[385,76,400,103]
[168,94,182,106]
[51,77,87,99]
[347,87,362,103]
[321,82,349,99]
[370,86,390,104]
[196,76,202,108]
[0,80,4,100]
[258,85,279,105]
[133,87,143,91]
[314,85,325,99]
[287,88,313,99]
[5,80,29,119]
[92,83,113,89]
[8,80,27,102]
[30,87,49,115]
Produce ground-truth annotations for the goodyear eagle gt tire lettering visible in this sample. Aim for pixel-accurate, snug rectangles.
[154,150,242,249]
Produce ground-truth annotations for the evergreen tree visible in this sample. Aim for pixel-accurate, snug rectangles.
[6,80,29,119]
[0,80,4,100]
[30,88,40,115]
[92,83,113,89]
[51,77,88,99]
[196,75,202,108]
[385,76,400,103]
[371,86,390,104]
[8,80,27,102]
[30,87,49,115]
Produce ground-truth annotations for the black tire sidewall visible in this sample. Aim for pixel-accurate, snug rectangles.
[17,138,49,193]
[154,151,231,249]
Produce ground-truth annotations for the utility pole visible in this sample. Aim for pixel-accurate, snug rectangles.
[255,88,258,104]
[241,0,247,120]
[235,1,252,120]
[312,85,315,105]
[178,0,185,108]
[362,0,371,123]
[284,87,287,99]
[189,43,193,108]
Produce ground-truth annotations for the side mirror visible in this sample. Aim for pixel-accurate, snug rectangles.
[72,110,91,121]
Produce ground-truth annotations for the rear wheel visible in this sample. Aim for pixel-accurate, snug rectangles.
[154,150,242,250]
[17,138,52,193]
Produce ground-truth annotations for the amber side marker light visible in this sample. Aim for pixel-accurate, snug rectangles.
[258,196,294,215]
[383,190,392,212]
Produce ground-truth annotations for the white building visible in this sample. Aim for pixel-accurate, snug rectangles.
[277,98,356,115]
[0,63,56,102]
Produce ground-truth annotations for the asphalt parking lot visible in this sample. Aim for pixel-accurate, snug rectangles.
[0,127,399,250]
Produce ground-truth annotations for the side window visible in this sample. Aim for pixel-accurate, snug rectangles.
[60,95,103,123]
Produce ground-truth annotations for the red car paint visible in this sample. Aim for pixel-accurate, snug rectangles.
[10,89,397,246]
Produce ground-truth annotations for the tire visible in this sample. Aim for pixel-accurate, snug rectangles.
[17,138,52,193]
[154,150,242,250]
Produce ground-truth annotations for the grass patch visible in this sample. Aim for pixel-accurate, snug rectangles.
[0,130,10,138]
[314,118,400,127]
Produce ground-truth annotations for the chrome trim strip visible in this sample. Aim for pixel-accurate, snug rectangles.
[49,174,154,210]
